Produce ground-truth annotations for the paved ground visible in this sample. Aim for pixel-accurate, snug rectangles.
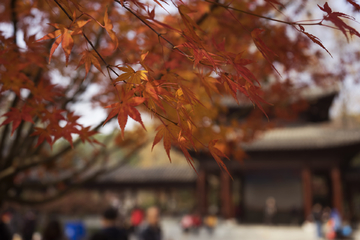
[160,218,360,240]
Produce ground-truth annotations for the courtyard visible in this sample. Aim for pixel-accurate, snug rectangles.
[159,218,360,240]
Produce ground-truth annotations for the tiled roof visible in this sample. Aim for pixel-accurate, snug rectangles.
[97,166,197,183]
[221,87,338,107]
[241,122,360,151]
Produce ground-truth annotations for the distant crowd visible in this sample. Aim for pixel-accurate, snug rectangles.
[0,206,162,240]
[308,203,352,239]
[1,202,354,240]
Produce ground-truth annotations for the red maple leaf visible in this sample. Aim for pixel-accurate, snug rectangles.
[60,123,80,147]
[32,80,62,102]
[103,87,146,138]
[79,126,101,145]
[31,127,53,147]
[318,2,360,41]
[1,106,34,135]
[104,8,119,49]
[298,25,332,57]
[251,28,280,76]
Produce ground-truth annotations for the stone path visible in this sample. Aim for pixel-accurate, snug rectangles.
[160,218,360,240]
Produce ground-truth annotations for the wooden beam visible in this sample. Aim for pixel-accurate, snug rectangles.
[220,171,233,219]
[197,170,208,216]
[331,167,344,216]
[301,168,313,220]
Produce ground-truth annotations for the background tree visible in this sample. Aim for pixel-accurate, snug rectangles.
[1,0,360,206]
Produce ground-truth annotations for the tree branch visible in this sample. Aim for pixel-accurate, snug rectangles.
[0,119,106,181]
[4,138,148,205]
[10,0,17,45]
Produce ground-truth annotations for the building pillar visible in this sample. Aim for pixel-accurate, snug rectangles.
[197,170,208,216]
[301,168,313,219]
[331,167,344,216]
[220,171,233,219]
[346,185,354,222]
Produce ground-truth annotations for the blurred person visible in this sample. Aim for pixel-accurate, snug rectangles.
[325,208,344,239]
[64,221,85,240]
[322,206,331,222]
[21,210,37,240]
[204,205,218,235]
[341,220,352,239]
[204,214,217,235]
[191,212,201,234]
[129,206,144,234]
[180,211,201,234]
[12,233,22,240]
[311,203,323,239]
[91,207,128,240]
[139,207,162,240]
[264,197,277,225]
[0,209,12,240]
[322,206,332,237]
[180,214,192,233]
[42,219,66,240]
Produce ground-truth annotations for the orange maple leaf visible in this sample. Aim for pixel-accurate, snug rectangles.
[115,65,148,90]
[104,8,119,49]
[152,123,180,161]
[195,72,220,100]
[103,87,146,138]
[208,140,232,178]
[177,134,197,172]
[37,19,91,65]
[142,81,168,112]
[76,50,104,78]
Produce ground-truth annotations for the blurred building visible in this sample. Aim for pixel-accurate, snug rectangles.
[87,89,360,225]
[26,90,360,225]
[194,90,360,224]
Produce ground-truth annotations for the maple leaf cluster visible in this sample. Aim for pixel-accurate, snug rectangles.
[1,0,360,185]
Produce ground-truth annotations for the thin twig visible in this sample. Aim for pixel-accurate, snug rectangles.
[4,139,148,205]
[203,0,322,26]
[53,0,119,79]
[114,0,190,58]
